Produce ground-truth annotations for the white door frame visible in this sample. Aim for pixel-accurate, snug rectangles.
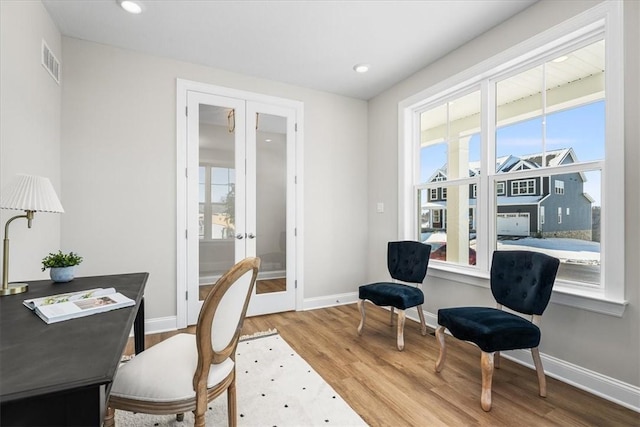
[176,79,304,328]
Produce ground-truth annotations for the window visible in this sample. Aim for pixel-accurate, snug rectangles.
[429,188,437,200]
[199,164,235,240]
[417,89,480,267]
[511,179,536,195]
[400,2,625,314]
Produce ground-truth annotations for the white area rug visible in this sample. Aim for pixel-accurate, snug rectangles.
[115,331,366,426]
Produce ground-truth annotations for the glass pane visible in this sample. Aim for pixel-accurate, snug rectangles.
[496,170,600,285]
[419,185,476,266]
[546,101,605,162]
[255,113,287,294]
[199,104,237,300]
[420,91,481,183]
[496,65,544,169]
[419,91,480,268]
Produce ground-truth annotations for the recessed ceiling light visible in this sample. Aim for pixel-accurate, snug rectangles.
[353,64,370,73]
[552,55,569,63]
[118,0,142,14]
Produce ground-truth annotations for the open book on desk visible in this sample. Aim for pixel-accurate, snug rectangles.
[23,287,135,324]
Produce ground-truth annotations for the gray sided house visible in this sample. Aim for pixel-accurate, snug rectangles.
[423,148,593,239]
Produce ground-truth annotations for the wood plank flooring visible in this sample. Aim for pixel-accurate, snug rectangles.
[125,304,639,426]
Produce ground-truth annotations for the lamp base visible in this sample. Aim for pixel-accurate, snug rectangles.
[0,283,28,296]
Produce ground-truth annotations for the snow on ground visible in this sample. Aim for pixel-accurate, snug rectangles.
[423,231,600,265]
[499,237,600,264]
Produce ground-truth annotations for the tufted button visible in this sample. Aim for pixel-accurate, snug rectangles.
[516,275,522,282]
[522,292,528,298]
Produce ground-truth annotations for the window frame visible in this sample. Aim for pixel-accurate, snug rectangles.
[398,1,626,316]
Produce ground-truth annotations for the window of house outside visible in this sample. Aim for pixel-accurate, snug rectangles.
[401,3,625,314]
[511,179,536,195]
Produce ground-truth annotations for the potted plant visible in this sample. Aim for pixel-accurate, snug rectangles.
[41,251,83,283]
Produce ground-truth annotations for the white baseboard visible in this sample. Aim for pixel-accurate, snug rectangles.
[140,296,639,413]
[302,291,360,310]
[134,316,178,336]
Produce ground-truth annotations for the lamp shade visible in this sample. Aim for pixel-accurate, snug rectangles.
[0,174,64,213]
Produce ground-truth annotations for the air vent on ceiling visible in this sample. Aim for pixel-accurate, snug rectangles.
[41,39,60,84]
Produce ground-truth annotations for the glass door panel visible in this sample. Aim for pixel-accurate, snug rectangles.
[187,92,246,323]
[198,104,238,301]
[245,102,296,316]
[255,113,287,294]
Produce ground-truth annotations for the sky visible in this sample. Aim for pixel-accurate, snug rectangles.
[420,100,604,206]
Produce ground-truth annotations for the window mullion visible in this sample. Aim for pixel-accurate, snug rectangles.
[480,79,495,271]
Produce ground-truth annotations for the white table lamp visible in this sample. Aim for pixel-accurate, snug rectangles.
[1,174,64,296]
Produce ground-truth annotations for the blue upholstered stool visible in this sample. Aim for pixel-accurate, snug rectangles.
[357,241,431,351]
[435,250,559,411]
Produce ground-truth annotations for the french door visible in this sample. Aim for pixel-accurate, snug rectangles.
[179,82,301,325]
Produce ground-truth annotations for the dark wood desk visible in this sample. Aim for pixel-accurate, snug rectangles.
[0,273,147,426]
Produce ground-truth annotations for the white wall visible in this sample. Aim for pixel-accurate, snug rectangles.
[0,1,62,282]
[60,37,369,319]
[367,0,639,388]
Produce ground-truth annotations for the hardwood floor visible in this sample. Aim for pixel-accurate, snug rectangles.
[125,304,639,426]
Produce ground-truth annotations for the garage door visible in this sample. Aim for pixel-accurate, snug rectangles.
[497,213,530,237]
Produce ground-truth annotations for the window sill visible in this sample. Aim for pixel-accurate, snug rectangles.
[427,264,628,317]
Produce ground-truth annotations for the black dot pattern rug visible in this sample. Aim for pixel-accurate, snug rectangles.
[115,331,366,426]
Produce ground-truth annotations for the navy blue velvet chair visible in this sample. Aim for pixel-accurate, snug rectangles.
[435,250,559,411]
[357,241,431,351]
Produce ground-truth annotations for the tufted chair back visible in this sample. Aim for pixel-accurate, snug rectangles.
[490,250,559,315]
[388,241,432,284]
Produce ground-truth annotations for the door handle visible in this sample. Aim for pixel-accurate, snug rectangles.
[247,233,255,239]
[235,233,244,240]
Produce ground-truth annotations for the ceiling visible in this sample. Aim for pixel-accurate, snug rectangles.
[42,0,537,100]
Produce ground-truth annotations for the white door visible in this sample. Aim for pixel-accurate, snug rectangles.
[183,88,298,325]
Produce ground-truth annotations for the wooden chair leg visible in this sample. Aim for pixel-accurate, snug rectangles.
[176,413,184,421]
[396,309,405,351]
[531,347,547,397]
[357,299,366,335]
[228,378,238,427]
[104,406,115,427]
[417,304,427,335]
[495,351,501,369]
[435,326,447,372]
[389,306,395,326]
[480,351,495,411]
